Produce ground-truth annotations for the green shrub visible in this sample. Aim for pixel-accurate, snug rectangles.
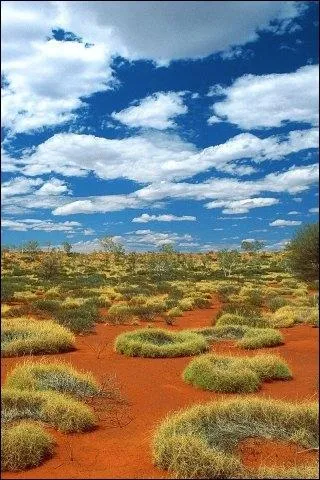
[266,296,290,312]
[237,328,284,349]
[216,313,268,328]
[1,319,75,357]
[1,388,96,433]
[153,397,318,479]
[4,361,100,398]
[106,304,134,324]
[115,328,208,358]
[1,421,54,471]
[167,306,183,317]
[55,303,100,333]
[183,353,292,393]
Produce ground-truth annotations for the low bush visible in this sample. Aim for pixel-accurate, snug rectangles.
[1,319,75,357]
[216,313,268,328]
[4,361,100,398]
[55,303,101,333]
[106,304,134,324]
[115,328,208,358]
[1,421,54,471]
[1,388,96,433]
[266,296,291,312]
[183,353,292,393]
[237,328,284,349]
[153,397,318,479]
[270,306,319,328]
[167,306,183,317]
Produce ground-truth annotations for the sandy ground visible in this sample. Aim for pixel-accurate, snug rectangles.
[1,296,319,479]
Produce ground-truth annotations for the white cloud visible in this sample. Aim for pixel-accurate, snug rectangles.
[51,163,319,216]
[111,92,187,130]
[83,228,95,235]
[127,229,194,248]
[2,1,306,134]
[209,65,319,129]
[2,177,44,198]
[288,211,300,214]
[132,213,196,223]
[1,218,82,232]
[34,178,71,196]
[269,219,302,226]
[2,35,114,133]
[205,197,279,214]
[4,128,317,182]
[56,1,304,64]
[52,195,145,216]
[309,207,319,213]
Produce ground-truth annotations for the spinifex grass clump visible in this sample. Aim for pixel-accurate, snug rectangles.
[4,361,100,398]
[1,421,54,472]
[153,397,318,479]
[1,318,75,357]
[115,328,208,357]
[269,306,319,328]
[183,353,292,393]
[215,313,268,328]
[237,328,284,349]
[190,325,284,349]
[1,388,96,433]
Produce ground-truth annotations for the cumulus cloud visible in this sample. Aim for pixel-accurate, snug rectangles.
[34,178,71,196]
[50,163,319,216]
[1,1,306,134]
[55,1,305,64]
[1,218,82,232]
[205,197,279,214]
[3,128,317,182]
[209,65,319,129]
[309,207,319,213]
[269,219,302,226]
[132,213,196,223]
[2,177,44,199]
[111,92,187,130]
[2,12,114,133]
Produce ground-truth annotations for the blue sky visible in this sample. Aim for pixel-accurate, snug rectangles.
[1,1,319,252]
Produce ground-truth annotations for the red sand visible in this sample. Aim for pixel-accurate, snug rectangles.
[239,438,318,469]
[1,296,319,479]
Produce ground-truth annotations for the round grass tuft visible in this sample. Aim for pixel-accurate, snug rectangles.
[153,397,318,479]
[183,353,292,393]
[2,388,97,433]
[237,328,284,349]
[1,318,75,357]
[216,313,268,328]
[114,327,208,357]
[4,360,100,397]
[1,421,54,472]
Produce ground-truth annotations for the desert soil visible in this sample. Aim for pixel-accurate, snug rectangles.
[1,296,318,479]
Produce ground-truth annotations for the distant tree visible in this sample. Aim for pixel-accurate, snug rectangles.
[100,236,125,263]
[159,243,176,254]
[217,249,241,277]
[22,240,39,253]
[285,223,319,282]
[241,240,265,253]
[38,252,62,279]
[62,241,72,255]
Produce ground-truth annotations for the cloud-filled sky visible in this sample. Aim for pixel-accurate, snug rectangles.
[1,1,319,252]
